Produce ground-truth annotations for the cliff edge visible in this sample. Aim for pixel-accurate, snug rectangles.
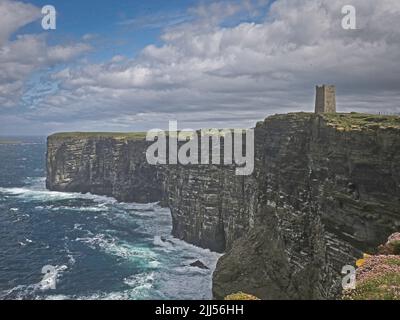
[46,113,400,299]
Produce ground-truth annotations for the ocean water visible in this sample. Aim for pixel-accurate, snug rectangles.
[0,137,220,300]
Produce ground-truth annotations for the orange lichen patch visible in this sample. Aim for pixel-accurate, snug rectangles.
[356,258,366,268]
[356,253,371,268]
[224,292,260,300]
[356,259,365,268]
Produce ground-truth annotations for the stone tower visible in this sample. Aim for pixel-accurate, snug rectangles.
[315,85,336,113]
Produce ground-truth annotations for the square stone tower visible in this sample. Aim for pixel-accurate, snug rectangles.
[315,85,336,113]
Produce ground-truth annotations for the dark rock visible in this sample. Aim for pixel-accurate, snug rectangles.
[160,236,174,245]
[214,113,400,299]
[46,134,164,203]
[189,260,209,270]
[46,113,400,300]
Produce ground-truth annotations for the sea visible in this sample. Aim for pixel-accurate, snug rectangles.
[0,137,220,300]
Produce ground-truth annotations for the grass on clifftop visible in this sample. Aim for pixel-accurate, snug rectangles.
[48,129,247,140]
[322,113,400,131]
[49,113,400,140]
[49,132,148,140]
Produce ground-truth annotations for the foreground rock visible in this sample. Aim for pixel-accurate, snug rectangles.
[378,232,400,255]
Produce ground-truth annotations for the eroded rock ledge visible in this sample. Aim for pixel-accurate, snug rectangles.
[46,113,400,299]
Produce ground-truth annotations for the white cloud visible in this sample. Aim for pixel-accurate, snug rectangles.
[2,0,400,134]
[0,0,91,109]
[0,0,40,46]
[47,43,92,62]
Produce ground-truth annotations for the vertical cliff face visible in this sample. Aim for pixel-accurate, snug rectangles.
[213,113,400,299]
[46,113,400,299]
[163,164,257,252]
[46,133,163,203]
[47,132,257,253]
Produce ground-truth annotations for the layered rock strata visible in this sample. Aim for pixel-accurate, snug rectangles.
[46,113,400,299]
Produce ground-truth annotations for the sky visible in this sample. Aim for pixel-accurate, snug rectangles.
[1,0,400,135]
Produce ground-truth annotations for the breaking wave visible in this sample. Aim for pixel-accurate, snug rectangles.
[0,173,221,300]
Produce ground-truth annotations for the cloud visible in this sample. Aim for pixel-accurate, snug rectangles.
[118,11,193,30]
[0,0,40,46]
[0,0,91,109]
[2,0,400,134]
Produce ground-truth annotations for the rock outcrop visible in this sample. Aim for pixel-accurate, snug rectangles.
[46,133,164,203]
[213,113,400,299]
[46,113,400,299]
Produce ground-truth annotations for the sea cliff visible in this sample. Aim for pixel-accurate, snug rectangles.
[46,113,400,299]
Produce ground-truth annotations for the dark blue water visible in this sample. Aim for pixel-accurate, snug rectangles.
[0,137,219,300]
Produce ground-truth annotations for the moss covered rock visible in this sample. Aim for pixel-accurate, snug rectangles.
[224,292,260,300]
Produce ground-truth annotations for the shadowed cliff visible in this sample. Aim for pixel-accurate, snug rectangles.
[46,113,400,299]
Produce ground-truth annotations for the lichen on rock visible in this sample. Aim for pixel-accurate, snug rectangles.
[343,233,400,300]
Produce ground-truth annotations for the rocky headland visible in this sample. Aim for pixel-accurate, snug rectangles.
[46,112,400,299]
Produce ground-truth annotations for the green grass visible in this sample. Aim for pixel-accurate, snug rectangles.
[387,257,400,266]
[48,113,400,141]
[48,132,148,140]
[386,240,400,255]
[48,129,246,140]
[344,272,400,300]
[260,112,400,130]
[321,113,400,131]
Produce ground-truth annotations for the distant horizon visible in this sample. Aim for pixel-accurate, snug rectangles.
[2,109,400,138]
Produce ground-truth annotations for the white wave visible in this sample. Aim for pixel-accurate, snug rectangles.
[51,205,105,212]
[67,254,76,265]
[18,238,33,246]
[153,236,173,250]
[0,187,79,201]
[0,264,68,299]
[63,243,76,266]
[45,289,153,300]
[1,176,222,300]
[124,272,154,288]
[0,177,118,205]
[43,273,156,300]
[73,223,83,230]
[76,233,159,264]
[43,294,70,300]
